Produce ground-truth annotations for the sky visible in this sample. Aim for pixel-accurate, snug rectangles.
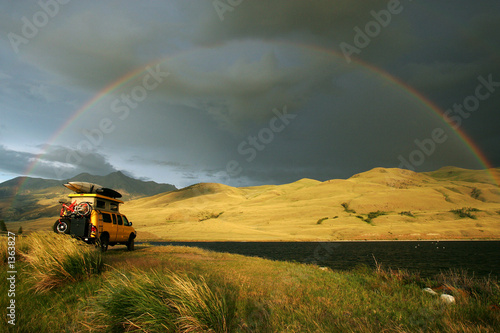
[0,0,499,188]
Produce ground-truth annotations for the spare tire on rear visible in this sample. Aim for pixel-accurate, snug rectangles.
[53,219,70,234]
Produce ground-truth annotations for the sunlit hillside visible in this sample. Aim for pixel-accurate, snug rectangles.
[119,167,500,241]
[6,167,500,241]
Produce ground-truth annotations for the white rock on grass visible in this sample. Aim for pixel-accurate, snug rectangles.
[423,287,438,295]
[440,294,456,304]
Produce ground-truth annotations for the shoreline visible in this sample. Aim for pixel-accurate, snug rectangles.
[137,238,500,243]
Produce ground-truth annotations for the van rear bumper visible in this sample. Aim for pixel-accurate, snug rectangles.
[54,217,97,242]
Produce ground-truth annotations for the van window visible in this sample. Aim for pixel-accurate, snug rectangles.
[96,200,106,209]
[117,215,123,225]
[110,203,119,211]
[102,213,112,223]
[112,214,117,225]
[122,216,130,226]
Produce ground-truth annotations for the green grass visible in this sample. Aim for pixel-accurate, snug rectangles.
[356,210,388,224]
[93,269,236,332]
[436,189,454,203]
[446,186,463,194]
[19,232,104,292]
[470,187,484,201]
[316,217,328,225]
[1,234,30,264]
[399,211,415,218]
[451,207,480,219]
[199,211,224,221]
[341,202,356,214]
[1,233,499,332]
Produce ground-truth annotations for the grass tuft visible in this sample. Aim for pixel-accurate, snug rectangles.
[356,211,388,224]
[434,269,499,299]
[20,232,103,292]
[450,207,480,219]
[199,211,224,221]
[367,210,387,221]
[1,234,30,265]
[341,202,356,213]
[316,217,328,225]
[470,187,484,201]
[399,211,415,218]
[95,269,236,332]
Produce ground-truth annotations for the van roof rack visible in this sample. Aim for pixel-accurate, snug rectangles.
[68,193,124,204]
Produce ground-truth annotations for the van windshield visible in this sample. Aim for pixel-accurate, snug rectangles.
[122,216,130,226]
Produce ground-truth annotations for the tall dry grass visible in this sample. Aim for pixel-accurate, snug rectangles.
[20,232,104,292]
[95,269,236,332]
[0,233,29,265]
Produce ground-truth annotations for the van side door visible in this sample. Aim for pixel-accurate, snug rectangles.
[100,212,115,240]
[110,213,118,241]
[116,215,127,242]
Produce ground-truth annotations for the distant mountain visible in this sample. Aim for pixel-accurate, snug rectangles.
[65,171,177,199]
[0,177,61,200]
[0,172,176,221]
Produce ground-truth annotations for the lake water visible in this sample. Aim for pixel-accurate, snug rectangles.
[143,241,500,278]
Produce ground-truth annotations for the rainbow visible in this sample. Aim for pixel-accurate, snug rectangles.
[8,58,169,209]
[15,42,500,194]
[302,43,495,169]
[24,62,159,177]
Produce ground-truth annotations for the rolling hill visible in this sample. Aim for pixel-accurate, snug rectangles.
[3,167,500,241]
[119,167,500,241]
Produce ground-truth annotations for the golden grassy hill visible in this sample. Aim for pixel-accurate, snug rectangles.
[10,167,500,241]
[118,167,500,241]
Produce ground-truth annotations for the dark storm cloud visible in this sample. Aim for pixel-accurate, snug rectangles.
[0,145,118,180]
[2,3,340,134]
[150,51,343,132]
[127,155,189,169]
[39,145,119,179]
[19,13,148,88]
[0,145,34,175]
[200,0,391,43]
[0,0,498,186]
[201,0,421,63]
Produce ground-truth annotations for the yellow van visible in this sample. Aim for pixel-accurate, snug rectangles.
[54,193,136,251]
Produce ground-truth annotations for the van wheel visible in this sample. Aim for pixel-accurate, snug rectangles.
[126,236,135,251]
[53,219,70,234]
[98,234,109,252]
